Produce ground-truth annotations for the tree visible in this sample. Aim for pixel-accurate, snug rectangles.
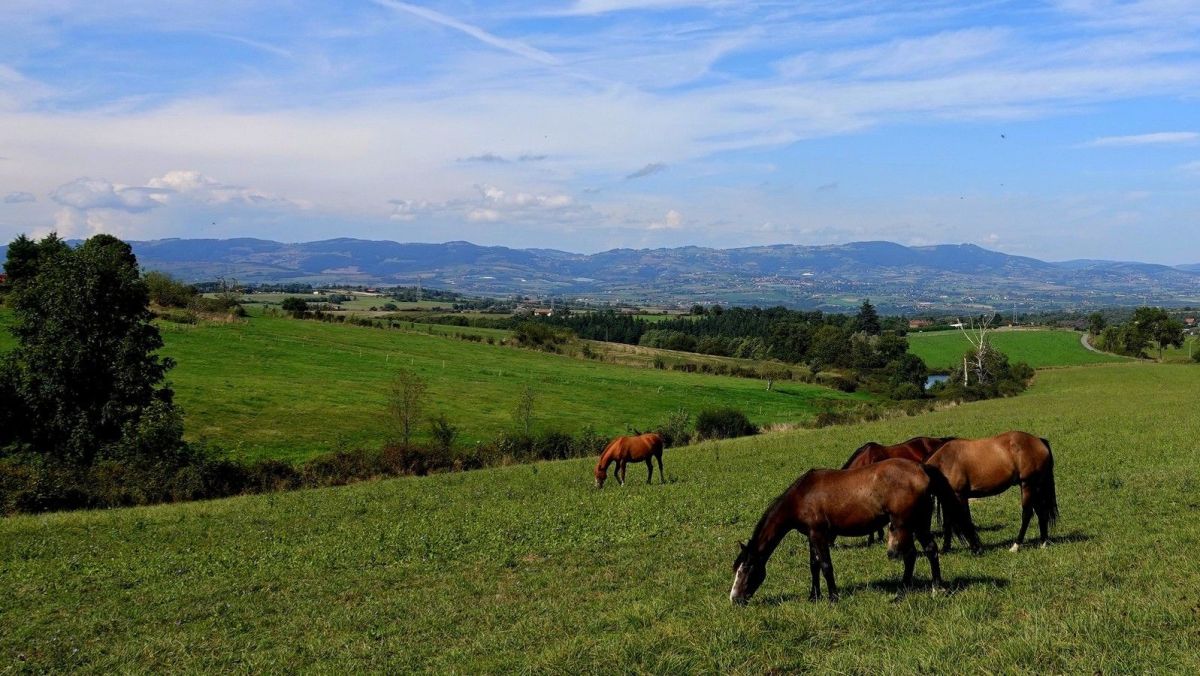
[1,233,178,464]
[389,369,427,445]
[281,297,309,314]
[514,385,536,437]
[855,299,881,335]
[1086,312,1106,337]
[144,271,197,308]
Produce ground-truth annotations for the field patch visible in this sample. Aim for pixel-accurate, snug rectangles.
[154,312,865,461]
[908,328,1126,369]
[2,363,1199,671]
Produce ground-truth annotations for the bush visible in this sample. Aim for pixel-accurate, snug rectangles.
[815,371,858,392]
[695,408,757,440]
[428,414,459,451]
[656,408,692,447]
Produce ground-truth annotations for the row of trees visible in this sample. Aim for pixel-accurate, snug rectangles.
[1090,307,1186,360]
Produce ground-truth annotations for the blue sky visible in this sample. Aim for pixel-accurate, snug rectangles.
[0,0,1198,262]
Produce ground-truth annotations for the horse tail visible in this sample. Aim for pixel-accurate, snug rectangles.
[1039,438,1059,526]
[922,464,980,551]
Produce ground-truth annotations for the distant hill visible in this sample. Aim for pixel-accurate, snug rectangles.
[2,238,1198,312]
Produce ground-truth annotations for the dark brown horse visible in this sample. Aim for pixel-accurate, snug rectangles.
[925,431,1058,552]
[594,433,665,488]
[729,458,980,604]
[841,436,957,543]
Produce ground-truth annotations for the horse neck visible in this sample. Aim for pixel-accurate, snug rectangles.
[748,498,796,561]
[596,446,616,471]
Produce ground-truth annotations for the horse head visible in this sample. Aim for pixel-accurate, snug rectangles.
[729,542,766,605]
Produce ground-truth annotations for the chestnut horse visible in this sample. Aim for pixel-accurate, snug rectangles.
[925,431,1058,552]
[729,458,980,604]
[594,433,665,488]
[841,436,957,543]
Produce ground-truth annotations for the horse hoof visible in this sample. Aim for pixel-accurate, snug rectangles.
[808,593,820,603]
[1040,540,1051,549]
[1009,543,1021,553]
[828,593,840,603]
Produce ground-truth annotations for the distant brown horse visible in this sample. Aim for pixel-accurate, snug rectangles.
[925,431,1058,552]
[729,458,980,604]
[841,436,957,544]
[594,433,665,488]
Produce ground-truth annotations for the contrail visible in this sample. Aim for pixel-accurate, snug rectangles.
[372,0,561,66]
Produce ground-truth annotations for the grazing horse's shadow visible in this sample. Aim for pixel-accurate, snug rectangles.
[966,530,1091,554]
[759,574,1010,604]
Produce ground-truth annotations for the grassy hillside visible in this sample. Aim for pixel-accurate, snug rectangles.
[908,328,1126,369]
[157,312,866,461]
[3,362,1199,672]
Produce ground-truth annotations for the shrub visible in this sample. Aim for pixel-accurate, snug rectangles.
[815,371,858,392]
[656,408,692,447]
[695,407,757,440]
[428,414,459,451]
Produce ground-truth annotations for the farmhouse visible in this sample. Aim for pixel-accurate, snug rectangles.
[1185,316,1196,327]
[908,318,932,329]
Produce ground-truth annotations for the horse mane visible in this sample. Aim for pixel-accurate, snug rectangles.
[841,443,878,470]
[748,470,813,548]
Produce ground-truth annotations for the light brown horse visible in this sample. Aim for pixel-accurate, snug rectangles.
[594,433,665,488]
[729,458,980,604]
[842,436,958,543]
[925,431,1058,552]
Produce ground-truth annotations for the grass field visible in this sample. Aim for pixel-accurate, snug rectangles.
[3,361,1199,671]
[908,328,1127,369]
[154,312,866,461]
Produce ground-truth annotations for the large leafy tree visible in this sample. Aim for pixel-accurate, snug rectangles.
[1,234,178,464]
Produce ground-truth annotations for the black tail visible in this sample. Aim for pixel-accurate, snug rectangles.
[922,465,981,551]
[1039,438,1059,526]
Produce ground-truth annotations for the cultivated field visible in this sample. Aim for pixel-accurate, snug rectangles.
[908,328,1126,369]
[2,362,1197,671]
[153,312,866,461]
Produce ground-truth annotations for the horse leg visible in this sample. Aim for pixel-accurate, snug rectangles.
[808,539,822,601]
[915,526,943,589]
[645,458,653,484]
[1012,484,1035,553]
[656,453,665,484]
[617,460,626,486]
[817,538,838,601]
[1034,494,1052,547]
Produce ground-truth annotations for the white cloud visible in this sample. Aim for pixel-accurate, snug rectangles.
[626,162,668,180]
[1180,161,1200,175]
[146,170,297,206]
[49,177,169,213]
[648,208,684,230]
[372,0,560,66]
[3,191,36,203]
[1085,131,1199,147]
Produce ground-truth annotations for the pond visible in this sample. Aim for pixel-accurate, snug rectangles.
[925,374,950,390]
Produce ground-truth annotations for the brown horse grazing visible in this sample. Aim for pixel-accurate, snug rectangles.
[594,433,665,488]
[925,431,1058,552]
[842,436,958,544]
[729,459,980,604]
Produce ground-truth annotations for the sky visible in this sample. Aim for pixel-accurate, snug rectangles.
[0,1,1198,263]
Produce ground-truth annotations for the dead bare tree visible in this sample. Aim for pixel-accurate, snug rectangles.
[955,313,995,386]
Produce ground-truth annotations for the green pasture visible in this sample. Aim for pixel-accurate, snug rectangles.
[153,313,865,461]
[907,328,1126,370]
[3,362,1198,671]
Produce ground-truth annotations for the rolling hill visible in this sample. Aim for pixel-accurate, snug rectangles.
[5,238,1198,312]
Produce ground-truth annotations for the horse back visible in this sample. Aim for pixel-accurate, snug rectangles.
[927,431,1049,495]
[797,460,927,534]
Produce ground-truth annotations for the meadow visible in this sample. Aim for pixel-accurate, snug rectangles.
[153,311,867,461]
[3,361,1199,672]
[907,328,1126,369]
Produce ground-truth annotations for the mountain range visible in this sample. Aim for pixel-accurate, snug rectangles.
[3,238,1198,313]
